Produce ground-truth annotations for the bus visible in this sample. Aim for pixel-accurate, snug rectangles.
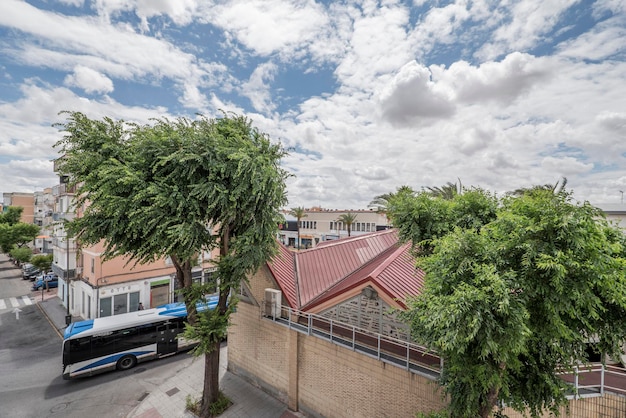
[62,296,218,379]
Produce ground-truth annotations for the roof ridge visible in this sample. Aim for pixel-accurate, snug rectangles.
[308,229,396,250]
[300,242,401,310]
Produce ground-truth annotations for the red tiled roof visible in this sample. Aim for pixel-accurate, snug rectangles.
[267,229,424,311]
[267,243,298,307]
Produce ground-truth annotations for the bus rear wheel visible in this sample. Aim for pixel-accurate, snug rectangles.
[117,355,137,371]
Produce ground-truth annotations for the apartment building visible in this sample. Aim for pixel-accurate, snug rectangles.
[2,192,35,223]
[279,207,390,248]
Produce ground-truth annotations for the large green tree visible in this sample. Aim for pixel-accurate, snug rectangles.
[54,111,289,417]
[0,207,40,254]
[388,187,626,418]
[368,185,415,214]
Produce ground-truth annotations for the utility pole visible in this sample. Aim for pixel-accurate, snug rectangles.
[65,225,71,325]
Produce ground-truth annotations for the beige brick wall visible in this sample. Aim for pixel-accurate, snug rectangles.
[297,331,445,418]
[228,297,290,403]
[229,300,446,417]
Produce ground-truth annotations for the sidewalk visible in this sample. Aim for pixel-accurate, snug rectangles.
[37,294,298,418]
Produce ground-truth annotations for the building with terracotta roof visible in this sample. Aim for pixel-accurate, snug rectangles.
[227,222,626,417]
[227,229,446,418]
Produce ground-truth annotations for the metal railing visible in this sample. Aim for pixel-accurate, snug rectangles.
[263,303,441,380]
[559,364,626,399]
[262,302,626,398]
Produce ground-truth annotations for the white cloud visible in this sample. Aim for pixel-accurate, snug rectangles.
[557,16,626,61]
[239,62,278,114]
[541,156,593,174]
[435,52,553,105]
[202,0,330,59]
[0,0,227,105]
[64,65,114,94]
[377,61,455,127]
[476,0,579,60]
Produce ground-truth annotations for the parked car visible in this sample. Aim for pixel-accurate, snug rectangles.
[21,263,34,271]
[31,274,59,290]
[23,266,41,280]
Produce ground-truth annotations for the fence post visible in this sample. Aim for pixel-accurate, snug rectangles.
[601,364,605,396]
[406,341,410,370]
[308,313,312,336]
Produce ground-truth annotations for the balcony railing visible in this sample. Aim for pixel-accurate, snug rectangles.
[262,303,441,380]
[52,212,75,222]
[52,183,76,196]
[52,237,76,251]
[263,302,626,399]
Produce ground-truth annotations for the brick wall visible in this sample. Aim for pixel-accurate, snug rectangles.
[229,268,626,417]
[229,301,447,417]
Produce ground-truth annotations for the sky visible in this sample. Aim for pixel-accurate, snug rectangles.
[0,0,625,210]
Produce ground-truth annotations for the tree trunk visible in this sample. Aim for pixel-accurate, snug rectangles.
[478,385,500,418]
[478,363,505,418]
[199,340,221,417]
[171,255,197,324]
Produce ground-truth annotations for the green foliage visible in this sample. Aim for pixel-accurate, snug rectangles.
[31,254,53,272]
[368,185,416,214]
[0,208,40,253]
[389,188,498,254]
[10,246,32,264]
[186,392,232,417]
[392,188,626,418]
[54,111,290,408]
[182,283,235,355]
[0,206,23,225]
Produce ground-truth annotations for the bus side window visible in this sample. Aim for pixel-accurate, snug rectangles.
[91,334,118,359]
[69,337,92,363]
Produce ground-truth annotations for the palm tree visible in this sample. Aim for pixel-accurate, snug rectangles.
[425,179,462,200]
[337,212,358,237]
[368,185,415,214]
[289,207,307,249]
[508,177,568,196]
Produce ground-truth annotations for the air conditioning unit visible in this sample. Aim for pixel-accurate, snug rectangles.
[264,288,282,318]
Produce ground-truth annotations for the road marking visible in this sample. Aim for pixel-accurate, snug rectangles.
[0,299,5,310]
[22,295,33,306]
[9,297,19,308]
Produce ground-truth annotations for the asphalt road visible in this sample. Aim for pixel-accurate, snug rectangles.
[0,256,192,418]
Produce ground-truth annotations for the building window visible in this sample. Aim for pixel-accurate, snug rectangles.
[90,258,94,274]
[100,291,141,317]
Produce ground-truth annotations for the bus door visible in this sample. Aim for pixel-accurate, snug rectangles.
[157,323,179,356]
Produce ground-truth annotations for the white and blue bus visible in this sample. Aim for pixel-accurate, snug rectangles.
[62,296,218,379]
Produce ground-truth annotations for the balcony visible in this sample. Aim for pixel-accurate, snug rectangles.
[52,183,76,196]
[52,237,77,252]
[52,212,75,222]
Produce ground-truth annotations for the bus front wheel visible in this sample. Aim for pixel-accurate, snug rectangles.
[117,355,137,371]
